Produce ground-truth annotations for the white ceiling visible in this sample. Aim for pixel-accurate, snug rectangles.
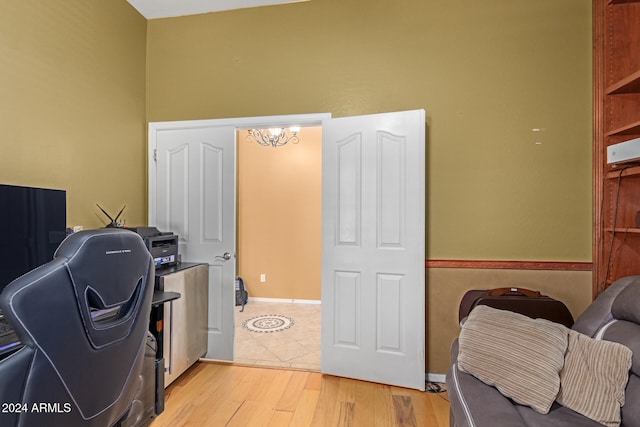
[127,0,308,19]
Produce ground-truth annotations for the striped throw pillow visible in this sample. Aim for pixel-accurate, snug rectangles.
[457,305,569,414]
[557,329,632,427]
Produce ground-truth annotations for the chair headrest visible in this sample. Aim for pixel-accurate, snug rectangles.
[55,229,153,347]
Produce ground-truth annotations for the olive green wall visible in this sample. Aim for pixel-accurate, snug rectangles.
[146,0,592,262]
[0,0,147,229]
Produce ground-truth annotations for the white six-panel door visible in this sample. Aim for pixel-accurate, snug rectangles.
[151,125,236,360]
[321,110,425,390]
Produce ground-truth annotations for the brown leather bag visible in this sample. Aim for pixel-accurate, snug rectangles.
[458,287,574,327]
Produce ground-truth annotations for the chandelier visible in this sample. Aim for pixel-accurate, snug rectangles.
[246,127,300,148]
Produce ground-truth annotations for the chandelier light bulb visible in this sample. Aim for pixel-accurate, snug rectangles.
[268,128,283,137]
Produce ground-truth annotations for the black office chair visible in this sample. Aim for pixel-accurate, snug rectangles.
[0,229,155,427]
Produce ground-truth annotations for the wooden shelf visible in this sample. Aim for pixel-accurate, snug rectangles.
[609,0,640,4]
[606,69,640,94]
[605,227,640,233]
[606,165,640,179]
[607,120,640,137]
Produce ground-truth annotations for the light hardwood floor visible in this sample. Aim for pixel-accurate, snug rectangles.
[150,362,450,427]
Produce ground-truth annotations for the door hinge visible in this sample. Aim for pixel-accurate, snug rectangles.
[153,149,157,162]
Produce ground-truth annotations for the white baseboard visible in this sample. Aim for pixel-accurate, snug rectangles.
[248,297,321,305]
[426,373,446,383]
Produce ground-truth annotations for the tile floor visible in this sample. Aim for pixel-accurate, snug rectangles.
[233,300,321,371]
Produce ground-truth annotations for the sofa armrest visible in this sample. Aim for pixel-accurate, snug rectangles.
[446,339,526,427]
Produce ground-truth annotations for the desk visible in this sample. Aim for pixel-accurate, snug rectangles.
[148,290,181,416]
[152,291,181,306]
[151,289,181,376]
[152,263,208,387]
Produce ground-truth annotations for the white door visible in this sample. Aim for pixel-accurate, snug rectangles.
[321,110,425,390]
[150,125,236,360]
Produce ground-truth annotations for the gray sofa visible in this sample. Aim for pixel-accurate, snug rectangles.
[447,276,640,427]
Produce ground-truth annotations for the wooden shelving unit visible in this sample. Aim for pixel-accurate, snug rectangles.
[593,0,640,295]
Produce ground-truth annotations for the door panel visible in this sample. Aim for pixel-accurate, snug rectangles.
[337,135,362,246]
[322,110,425,390]
[334,271,360,347]
[378,132,405,247]
[153,126,236,360]
[166,144,189,241]
[201,144,224,242]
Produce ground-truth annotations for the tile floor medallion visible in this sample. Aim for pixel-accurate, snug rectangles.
[242,314,295,333]
[234,301,321,371]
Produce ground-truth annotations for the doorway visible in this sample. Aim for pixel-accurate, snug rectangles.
[233,126,322,370]
[148,110,426,390]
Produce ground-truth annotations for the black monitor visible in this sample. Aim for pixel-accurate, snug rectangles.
[0,184,67,295]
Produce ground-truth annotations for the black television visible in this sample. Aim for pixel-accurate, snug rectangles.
[0,184,67,295]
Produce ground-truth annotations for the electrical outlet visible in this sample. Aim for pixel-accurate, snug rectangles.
[260,274,266,283]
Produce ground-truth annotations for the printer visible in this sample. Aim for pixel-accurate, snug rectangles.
[127,227,179,269]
